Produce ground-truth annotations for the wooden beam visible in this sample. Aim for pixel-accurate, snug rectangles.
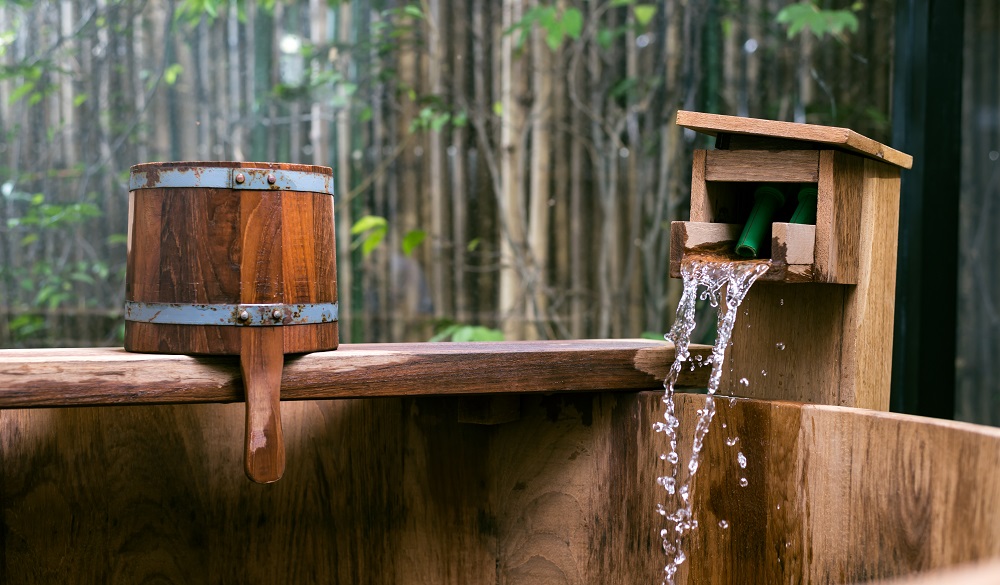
[676,110,913,169]
[704,150,820,183]
[0,340,710,408]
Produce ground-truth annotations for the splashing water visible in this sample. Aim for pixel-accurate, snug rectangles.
[655,260,768,584]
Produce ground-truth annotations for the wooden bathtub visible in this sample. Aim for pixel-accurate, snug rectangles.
[0,340,997,583]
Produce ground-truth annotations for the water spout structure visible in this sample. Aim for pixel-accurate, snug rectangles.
[669,111,913,410]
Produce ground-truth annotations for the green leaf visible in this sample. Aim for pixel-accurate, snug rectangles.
[596,27,617,50]
[428,324,461,342]
[545,28,564,52]
[452,110,468,127]
[562,8,583,39]
[402,229,426,256]
[359,105,373,122]
[640,331,666,340]
[9,81,34,104]
[452,326,504,342]
[430,112,451,132]
[351,214,388,234]
[429,324,504,342]
[467,237,481,252]
[610,77,638,98]
[361,228,386,257]
[403,4,423,19]
[164,63,183,86]
[776,2,859,39]
[633,4,656,26]
[351,215,388,258]
[19,233,37,245]
[610,0,634,6]
[107,233,128,245]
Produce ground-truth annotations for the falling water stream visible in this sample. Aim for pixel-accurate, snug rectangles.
[655,259,769,585]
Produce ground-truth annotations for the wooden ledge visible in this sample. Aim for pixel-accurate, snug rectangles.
[0,339,711,408]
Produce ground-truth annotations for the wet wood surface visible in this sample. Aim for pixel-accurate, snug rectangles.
[0,340,710,407]
[1,392,997,583]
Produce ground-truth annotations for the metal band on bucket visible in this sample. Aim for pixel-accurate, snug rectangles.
[124,301,339,327]
[128,167,334,195]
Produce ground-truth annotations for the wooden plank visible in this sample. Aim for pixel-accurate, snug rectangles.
[689,149,711,222]
[283,192,339,354]
[671,220,742,249]
[770,222,815,265]
[673,394,1000,583]
[704,149,820,182]
[280,192,317,305]
[797,405,1000,582]
[240,327,285,483]
[125,188,242,355]
[0,340,710,407]
[813,150,863,284]
[240,190,283,306]
[4,393,999,583]
[720,281,847,403]
[0,399,493,583]
[676,110,913,169]
[668,221,741,277]
[839,160,902,410]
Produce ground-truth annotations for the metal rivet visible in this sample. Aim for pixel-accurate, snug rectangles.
[272,309,283,320]
[238,310,250,321]
[267,174,276,185]
[235,173,246,184]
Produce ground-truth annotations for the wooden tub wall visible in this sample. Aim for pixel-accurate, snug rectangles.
[2,341,1000,584]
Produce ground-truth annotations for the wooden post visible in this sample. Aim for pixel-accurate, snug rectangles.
[669,112,912,410]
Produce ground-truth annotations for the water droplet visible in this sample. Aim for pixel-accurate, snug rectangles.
[667,452,679,464]
[739,477,749,487]
[729,397,737,407]
[737,451,747,468]
[761,369,767,376]
[718,520,729,529]
[780,298,784,306]
[721,422,727,429]
[725,437,738,446]
[776,504,781,510]
[739,378,749,387]
[659,453,667,460]
[776,342,785,350]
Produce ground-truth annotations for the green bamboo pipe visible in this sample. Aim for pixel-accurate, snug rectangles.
[789,186,818,225]
[735,185,785,258]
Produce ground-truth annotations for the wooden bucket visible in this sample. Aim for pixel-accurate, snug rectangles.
[124,161,338,483]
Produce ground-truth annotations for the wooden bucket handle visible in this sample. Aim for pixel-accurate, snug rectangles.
[240,327,285,483]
